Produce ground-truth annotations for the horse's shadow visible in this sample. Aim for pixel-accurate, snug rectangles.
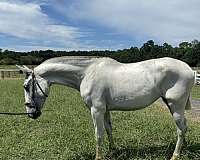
[73,143,200,160]
[105,143,175,160]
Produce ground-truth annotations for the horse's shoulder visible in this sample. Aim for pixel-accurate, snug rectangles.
[82,58,116,85]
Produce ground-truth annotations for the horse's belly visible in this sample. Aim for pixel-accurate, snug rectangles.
[107,93,159,111]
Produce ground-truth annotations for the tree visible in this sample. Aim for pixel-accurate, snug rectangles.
[0,40,200,66]
[0,58,18,65]
[191,39,199,47]
[162,43,174,57]
[179,42,192,49]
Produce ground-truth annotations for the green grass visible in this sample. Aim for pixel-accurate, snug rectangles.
[0,80,200,160]
[192,85,200,99]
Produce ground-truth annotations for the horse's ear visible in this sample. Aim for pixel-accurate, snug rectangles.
[16,65,33,74]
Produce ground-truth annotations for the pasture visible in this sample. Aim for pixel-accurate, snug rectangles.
[0,80,199,159]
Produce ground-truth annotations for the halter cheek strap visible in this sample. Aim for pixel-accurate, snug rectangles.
[32,73,48,98]
[35,81,48,97]
[30,73,48,113]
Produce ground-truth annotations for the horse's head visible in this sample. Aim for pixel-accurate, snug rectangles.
[16,65,50,119]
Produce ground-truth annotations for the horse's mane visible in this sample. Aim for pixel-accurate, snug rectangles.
[42,56,99,67]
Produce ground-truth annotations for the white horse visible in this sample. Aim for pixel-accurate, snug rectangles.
[17,57,194,160]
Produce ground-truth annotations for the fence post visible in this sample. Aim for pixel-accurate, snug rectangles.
[0,71,5,79]
[194,71,197,84]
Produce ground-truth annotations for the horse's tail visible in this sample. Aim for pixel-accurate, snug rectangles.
[185,95,192,110]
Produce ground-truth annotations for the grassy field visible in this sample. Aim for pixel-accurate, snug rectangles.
[192,85,200,99]
[0,80,199,160]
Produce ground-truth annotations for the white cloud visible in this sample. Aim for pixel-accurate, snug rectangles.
[0,2,47,39]
[66,0,200,45]
[2,0,199,51]
[0,1,86,50]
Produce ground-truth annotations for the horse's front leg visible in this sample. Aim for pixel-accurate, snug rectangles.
[91,106,106,160]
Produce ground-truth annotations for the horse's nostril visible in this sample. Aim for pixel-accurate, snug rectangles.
[25,102,31,106]
[28,111,41,119]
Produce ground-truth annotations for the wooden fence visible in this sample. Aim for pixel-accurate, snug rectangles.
[194,71,200,85]
[0,69,24,79]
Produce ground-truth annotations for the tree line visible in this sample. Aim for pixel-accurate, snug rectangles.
[0,40,200,66]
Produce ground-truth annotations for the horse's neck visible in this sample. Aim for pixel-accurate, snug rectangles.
[34,59,95,90]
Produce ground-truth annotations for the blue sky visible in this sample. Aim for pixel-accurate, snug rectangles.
[0,0,200,51]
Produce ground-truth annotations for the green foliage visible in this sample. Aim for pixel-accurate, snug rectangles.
[0,57,18,65]
[0,80,200,159]
[0,39,200,66]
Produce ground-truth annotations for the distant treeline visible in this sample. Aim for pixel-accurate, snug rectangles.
[0,40,200,66]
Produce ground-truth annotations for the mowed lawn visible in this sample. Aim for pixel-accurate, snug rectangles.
[0,80,199,160]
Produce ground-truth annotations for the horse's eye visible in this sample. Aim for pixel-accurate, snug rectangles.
[24,84,29,91]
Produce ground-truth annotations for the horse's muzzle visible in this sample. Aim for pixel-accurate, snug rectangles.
[28,110,42,119]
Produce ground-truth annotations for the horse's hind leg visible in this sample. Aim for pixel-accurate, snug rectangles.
[104,111,114,150]
[162,97,187,160]
[171,109,187,160]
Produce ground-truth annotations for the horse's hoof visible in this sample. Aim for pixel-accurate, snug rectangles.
[170,154,179,160]
[95,155,102,160]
